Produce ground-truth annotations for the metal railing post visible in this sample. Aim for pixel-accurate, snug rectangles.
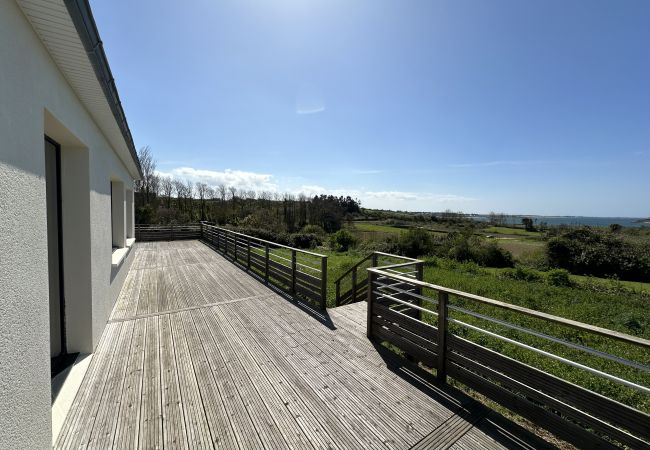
[291,250,297,296]
[437,291,449,382]
[367,270,375,339]
[247,238,251,270]
[234,234,238,262]
[351,267,357,303]
[264,244,270,283]
[371,252,378,267]
[416,262,424,321]
[320,256,328,310]
[224,230,228,255]
[335,281,341,307]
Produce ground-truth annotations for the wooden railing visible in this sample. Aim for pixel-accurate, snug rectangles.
[135,223,201,241]
[367,261,650,449]
[201,224,328,310]
[334,252,423,306]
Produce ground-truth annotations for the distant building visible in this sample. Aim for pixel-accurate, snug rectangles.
[0,0,141,447]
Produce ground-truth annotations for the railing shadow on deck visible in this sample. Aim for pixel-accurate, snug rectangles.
[197,238,338,331]
[365,261,650,449]
[371,341,559,450]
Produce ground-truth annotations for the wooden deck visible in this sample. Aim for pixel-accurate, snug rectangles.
[55,241,556,449]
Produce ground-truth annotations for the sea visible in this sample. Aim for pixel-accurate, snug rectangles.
[468,215,649,228]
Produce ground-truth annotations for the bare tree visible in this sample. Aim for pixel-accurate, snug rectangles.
[173,179,185,213]
[160,176,173,209]
[185,180,195,218]
[135,146,158,205]
[217,184,227,204]
[196,182,208,221]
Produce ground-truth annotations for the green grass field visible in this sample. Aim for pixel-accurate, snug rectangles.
[352,222,406,233]
[492,238,545,258]
[484,226,543,237]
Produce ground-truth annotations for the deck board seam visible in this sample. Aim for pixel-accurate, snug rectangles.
[107,293,276,323]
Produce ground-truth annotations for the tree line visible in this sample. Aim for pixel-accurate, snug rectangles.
[134,147,361,233]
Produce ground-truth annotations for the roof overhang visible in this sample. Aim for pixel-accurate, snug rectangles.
[16,0,143,180]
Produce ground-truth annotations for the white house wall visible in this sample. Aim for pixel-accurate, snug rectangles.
[0,1,137,448]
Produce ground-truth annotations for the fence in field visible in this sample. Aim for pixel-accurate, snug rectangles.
[135,223,201,241]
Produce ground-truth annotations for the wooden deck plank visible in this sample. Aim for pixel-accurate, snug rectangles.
[86,320,135,448]
[235,299,420,449]
[210,306,317,450]
[169,312,214,449]
[56,240,559,450]
[138,316,163,450]
[178,310,239,449]
[190,307,266,450]
[159,314,188,449]
[113,318,146,449]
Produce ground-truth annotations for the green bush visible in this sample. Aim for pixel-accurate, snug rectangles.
[545,268,573,287]
[301,224,326,236]
[433,232,514,268]
[547,227,650,282]
[397,228,434,257]
[289,233,321,249]
[502,267,544,283]
[474,241,515,268]
[331,230,357,252]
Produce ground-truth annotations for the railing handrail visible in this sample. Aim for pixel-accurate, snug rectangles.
[202,223,326,259]
[367,265,650,448]
[333,251,420,285]
[368,266,650,349]
[200,223,327,309]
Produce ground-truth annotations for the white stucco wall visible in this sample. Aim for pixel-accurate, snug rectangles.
[0,2,137,448]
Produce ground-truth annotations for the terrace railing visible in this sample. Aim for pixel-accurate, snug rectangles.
[201,224,327,310]
[367,260,650,449]
[135,223,201,241]
[334,252,423,306]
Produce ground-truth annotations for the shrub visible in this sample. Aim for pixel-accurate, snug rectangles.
[289,233,321,249]
[474,241,515,268]
[398,228,434,258]
[547,227,650,282]
[301,224,326,236]
[331,230,357,252]
[546,268,573,287]
[501,267,544,283]
[135,204,156,224]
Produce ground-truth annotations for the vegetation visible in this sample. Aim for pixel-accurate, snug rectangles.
[134,147,361,234]
[547,227,650,282]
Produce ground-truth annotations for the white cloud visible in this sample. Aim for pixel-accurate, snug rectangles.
[156,167,278,192]
[296,82,325,115]
[156,165,476,211]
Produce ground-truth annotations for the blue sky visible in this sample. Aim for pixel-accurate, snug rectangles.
[92,0,649,216]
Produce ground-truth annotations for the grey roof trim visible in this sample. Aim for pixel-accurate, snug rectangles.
[63,0,143,178]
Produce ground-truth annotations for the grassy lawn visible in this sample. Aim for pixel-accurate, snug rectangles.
[352,222,406,233]
[484,226,543,237]
[492,238,545,258]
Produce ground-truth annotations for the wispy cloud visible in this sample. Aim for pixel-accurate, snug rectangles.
[448,160,550,169]
[633,151,648,156]
[156,167,278,192]
[296,82,325,115]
